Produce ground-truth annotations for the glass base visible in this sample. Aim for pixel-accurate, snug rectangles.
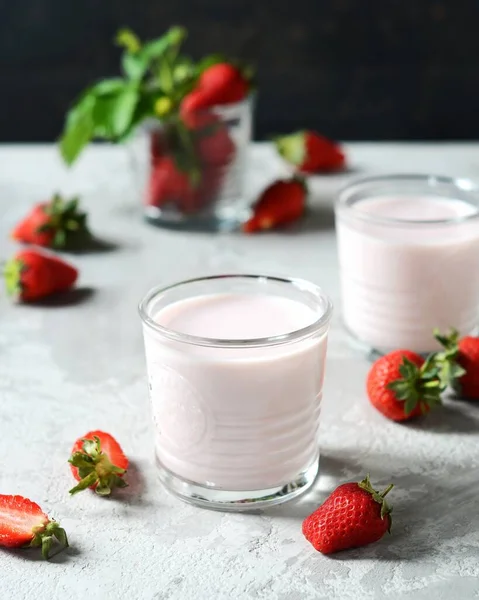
[343,324,389,361]
[144,204,251,233]
[157,455,320,512]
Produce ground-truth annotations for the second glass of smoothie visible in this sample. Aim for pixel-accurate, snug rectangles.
[336,174,479,354]
[139,275,332,511]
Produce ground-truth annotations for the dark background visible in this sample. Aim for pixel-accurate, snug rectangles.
[2,0,479,142]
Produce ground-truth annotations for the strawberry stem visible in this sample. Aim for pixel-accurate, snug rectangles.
[380,484,394,498]
[358,475,394,528]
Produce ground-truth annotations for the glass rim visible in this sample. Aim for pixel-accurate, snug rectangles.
[138,274,333,348]
[336,173,479,226]
[142,94,254,131]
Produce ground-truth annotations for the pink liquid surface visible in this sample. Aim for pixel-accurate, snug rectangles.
[337,194,479,352]
[142,293,329,490]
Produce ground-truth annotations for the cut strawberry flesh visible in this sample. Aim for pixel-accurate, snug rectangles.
[0,495,47,546]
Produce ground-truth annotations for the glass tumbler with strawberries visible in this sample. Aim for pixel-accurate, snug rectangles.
[59,27,254,231]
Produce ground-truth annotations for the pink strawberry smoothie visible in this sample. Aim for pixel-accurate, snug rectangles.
[336,193,479,353]
[141,292,330,491]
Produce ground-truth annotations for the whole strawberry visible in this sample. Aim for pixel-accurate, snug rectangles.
[198,63,249,104]
[69,431,129,496]
[4,249,78,302]
[434,329,477,399]
[242,177,307,233]
[181,62,249,116]
[274,130,345,174]
[0,495,68,559]
[12,194,91,250]
[147,157,195,209]
[367,350,442,421]
[302,475,393,554]
[195,122,235,167]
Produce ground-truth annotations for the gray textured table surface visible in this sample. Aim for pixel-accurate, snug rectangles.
[1,143,478,600]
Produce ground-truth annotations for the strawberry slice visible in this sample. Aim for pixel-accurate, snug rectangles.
[0,495,68,559]
[69,431,129,496]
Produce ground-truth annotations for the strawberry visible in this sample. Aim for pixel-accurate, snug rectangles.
[180,89,219,118]
[195,122,235,167]
[180,63,249,118]
[433,329,477,399]
[198,63,249,104]
[302,475,393,554]
[69,431,129,496]
[0,495,68,559]
[149,130,165,164]
[185,165,224,213]
[274,130,345,174]
[11,194,91,249]
[147,157,195,209]
[4,250,78,302]
[242,177,307,233]
[366,350,442,421]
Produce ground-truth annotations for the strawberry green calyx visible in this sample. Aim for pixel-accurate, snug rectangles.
[69,436,127,496]
[42,194,92,249]
[357,475,394,527]
[3,258,25,299]
[274,131,307,167]
[29,520,69,560]
[387,355,443,415]
[432,328,467,390]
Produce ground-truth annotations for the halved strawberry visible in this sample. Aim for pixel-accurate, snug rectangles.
[69,431,129,496]
[0,495,68,559]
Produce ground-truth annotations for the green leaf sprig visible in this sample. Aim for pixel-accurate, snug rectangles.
[59,26,191,165]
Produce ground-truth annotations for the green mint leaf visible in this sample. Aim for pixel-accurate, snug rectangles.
[92,85,139,139]
[115,28,141,53]
[115,89,158,142]
[122,52,149,81]
[90,78,126,96]
[142,26,186,62]
[59,94,95,165]
[110,86,139,137]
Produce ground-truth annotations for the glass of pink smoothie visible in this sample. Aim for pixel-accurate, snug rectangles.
[139,275,332,511]
[336,174,479,355]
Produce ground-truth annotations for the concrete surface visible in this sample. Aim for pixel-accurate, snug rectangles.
[0,143,478,599]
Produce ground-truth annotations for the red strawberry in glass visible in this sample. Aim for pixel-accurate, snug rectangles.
[147,157,195,209]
